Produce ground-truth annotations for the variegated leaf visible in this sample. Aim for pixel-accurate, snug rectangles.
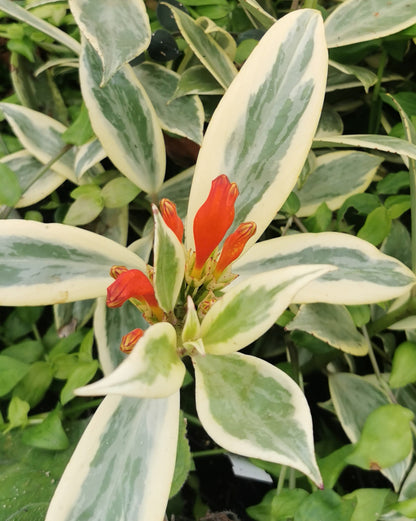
[295,151,383,217]
[75,139,106,178]
[134,63,204,145]
[328,60,377,94]
[80,40,165,195]
[233,232,415,305]
[329,373,411,490]
[172,65,224,99]
[201,265,334,355]
[194,352,322,485]
[313,134,416,162]
[46,393,179,521]
[0,103,77,183]
[94,297,148,376]
[1,150,66,208]
[0,220,145,306]
[156,166,194,218]
[153,206,185,313]
[69,0,150,85]
[325,0,416,48]
[76,323,185,398]
[237,0,275,28]
[186,9,327,249]
[0,0,80,54]
[168,6,237,89]
[286,303,368,356]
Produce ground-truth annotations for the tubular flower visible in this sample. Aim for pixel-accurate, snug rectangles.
[192,175,239,275]
[106,268,159,309]
[159,199,184,242]
[120,328,145,354]
[213,222,257,278]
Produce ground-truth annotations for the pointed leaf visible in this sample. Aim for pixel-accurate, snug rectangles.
[201,265,334,355]
[194,352,322,485]
[75,139,107,178]
[76,323,185,398]
[80,40,165,194]
[0,103,76,182]
[295,151,382,217]
[286,303,368,356]
[325,0,416,48]
[69,0,150,85]
[134,62,204,144]
[234,233,415,305]
[2,150,66,208]
[186,10,327,248]
[168,5,237,89]
[46,393,179,521]
[153,206,186,313]
[0,220,146,305]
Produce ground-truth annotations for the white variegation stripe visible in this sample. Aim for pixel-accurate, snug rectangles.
[233,233,415,305]
[75,139,106,178]
[295,151,383,217]
[194,353,322,485]
[69,0,150,85]
[0,0,81,54]
[46,393,179,521]
[186,10,327,249]
[80,40,165,195]
[153,206,186,313]
[313,134,416,162]
[237,0,275,28]
[1,150,66,208]
[77,323,185,398]
[201,265,334,355]
[94,297,148,376]
[134,63,204,145]
[325,0,416,48]
[0,103,77,182]
[169,5,237,90]
[0,220,146,305]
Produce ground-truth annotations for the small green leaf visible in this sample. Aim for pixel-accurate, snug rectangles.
[357,206,392,246]
[346,404,414,470]
[343,488,392,521]
[304,202,332,232]
[182,296,201,343]
[0,162,22,206]
[60,361,99,405]
[62,103,94,145]
[390,341,416,388]
[101,177,140,208]
[63,193,104,226]
[22,411,69,451]
[1,339,44,364]
[7,396,30,430]
[0,355,30,396]
[169,412,192,498]
[294,489,355,521]
[13,361,54,408]
[319,444,355,489]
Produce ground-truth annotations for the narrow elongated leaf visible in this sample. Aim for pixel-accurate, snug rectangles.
[168,6,237,89]
[80,40,165,195]
[75,139,106,178]
[295,151,382,217]
[328,60,377,93]
[69,0,150,85]
[134,63,204,144]
[286,303,368,356]
[0,103,76,182]
[1,150,66,208]
[46,393,179,521]
[194,352,322,485]
[77,323,185,398]
[233,233,415,305]
[313,134,416,161]
[94,297,148,376]
[153,206,185,313]
[0,0,80,54]
[0,220,146,305]
[237,0,275,28]
[186,10,327,248]
[325,0,416,48]
[201,265,334,355]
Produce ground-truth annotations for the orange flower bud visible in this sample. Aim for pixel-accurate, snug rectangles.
[160,198,184,242]
[120,328,145,354]
[109,265,128,279]
[193,175,238,273]
[106,269,158,308]
[214,222,257,278]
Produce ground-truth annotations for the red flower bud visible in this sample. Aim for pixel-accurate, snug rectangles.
[193,175,238,274]
[214,222,257,278]
[160,198,184,242]
[106,269,158,309]
[120,328,145,354]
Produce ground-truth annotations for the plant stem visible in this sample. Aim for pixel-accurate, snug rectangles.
[302,0,318,8]
[367,297,416,336]
[368,50,387,134]
[192,448,226,458]
[183,412,202,426]
[276,465,287,495]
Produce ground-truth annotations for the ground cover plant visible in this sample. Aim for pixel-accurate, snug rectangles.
[1,0,416,520]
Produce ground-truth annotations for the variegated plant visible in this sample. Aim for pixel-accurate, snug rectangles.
[1,2,416,521]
